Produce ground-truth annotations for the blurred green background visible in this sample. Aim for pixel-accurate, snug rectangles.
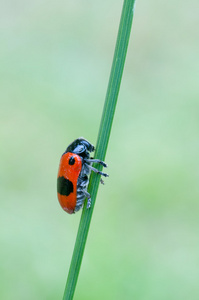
[1,0,199,299]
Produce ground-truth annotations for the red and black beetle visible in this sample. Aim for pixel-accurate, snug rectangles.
[57,138,108,214]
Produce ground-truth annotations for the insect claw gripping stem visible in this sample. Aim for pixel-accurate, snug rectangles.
[86,199,91,209]
[83,191,91,208]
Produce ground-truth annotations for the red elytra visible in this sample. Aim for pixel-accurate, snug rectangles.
[57,152,82,214]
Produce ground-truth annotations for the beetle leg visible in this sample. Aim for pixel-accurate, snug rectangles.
[87,164,109,178]
[84,191,91,209]
[85,158,107,168]
[100,178,105,185]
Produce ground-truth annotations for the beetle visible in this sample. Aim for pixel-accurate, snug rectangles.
[57,138,108,214]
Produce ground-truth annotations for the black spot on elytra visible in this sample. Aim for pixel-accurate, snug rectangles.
[69,156,75,165]
[57,176,73,196]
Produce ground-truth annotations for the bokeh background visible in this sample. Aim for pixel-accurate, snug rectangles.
[1,0,199,299]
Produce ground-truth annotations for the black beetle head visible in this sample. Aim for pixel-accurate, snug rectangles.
[65,138,95,158]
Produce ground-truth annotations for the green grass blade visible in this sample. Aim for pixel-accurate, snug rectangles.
[63,1,136,299]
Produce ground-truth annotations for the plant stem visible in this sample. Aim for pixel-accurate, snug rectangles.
[63,1,136,299]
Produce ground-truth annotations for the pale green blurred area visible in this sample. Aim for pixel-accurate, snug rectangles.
[1,0,199,299]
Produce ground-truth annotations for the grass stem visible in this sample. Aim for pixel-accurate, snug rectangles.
[63,1,136,299]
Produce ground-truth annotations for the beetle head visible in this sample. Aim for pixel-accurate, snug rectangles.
[65,138,94,158]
